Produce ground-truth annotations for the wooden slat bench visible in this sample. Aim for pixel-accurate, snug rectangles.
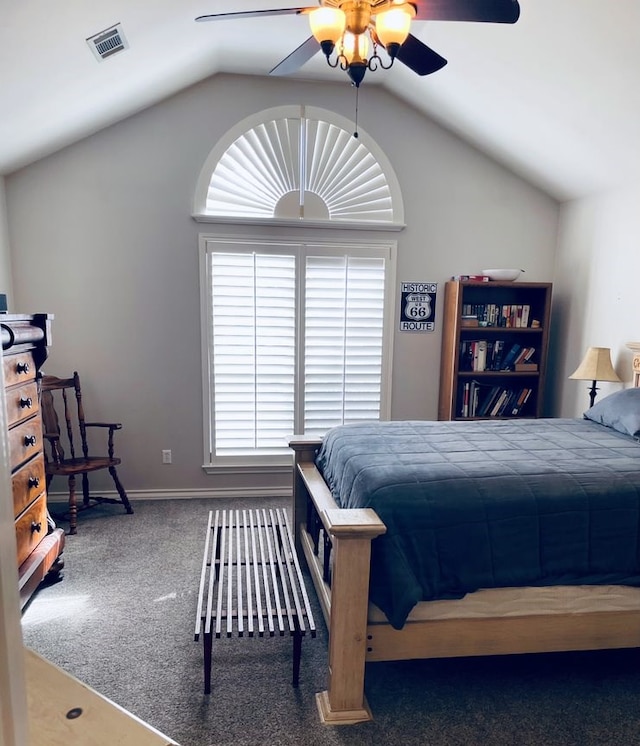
[194,507,316,695]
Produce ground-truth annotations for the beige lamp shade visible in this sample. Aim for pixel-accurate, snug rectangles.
[569,347,621,382]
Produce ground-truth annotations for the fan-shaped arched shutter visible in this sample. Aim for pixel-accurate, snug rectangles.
[193,105,404,228]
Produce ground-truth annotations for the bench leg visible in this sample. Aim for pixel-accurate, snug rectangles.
[292,630,302,688]
[203,632,213,695]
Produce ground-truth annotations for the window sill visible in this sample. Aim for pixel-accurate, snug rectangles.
[202,461,293,476]
[192,214,405,232]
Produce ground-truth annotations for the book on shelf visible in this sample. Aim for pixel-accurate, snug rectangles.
[513,346,536,366]
[461,380,478,417]
[500,343,522,370]
[503,389,523,416]
[491,339,505,370]
[459,382,533,419]
[460,380,490,417]
[511,388,532,415]
[459,303,534,328]
[475,340,487,372]
[461,340,495,372]
[459,340,537,372]
[490,389,510,417]
[477,385,502,417]
[452,274,489,282]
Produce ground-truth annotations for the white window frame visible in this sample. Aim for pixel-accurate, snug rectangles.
[199,232,396,474]
[192,105,405,231]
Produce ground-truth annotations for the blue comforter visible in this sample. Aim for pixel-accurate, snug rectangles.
[315,418,640,629]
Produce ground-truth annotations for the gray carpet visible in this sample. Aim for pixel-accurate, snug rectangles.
[21,498,640,745]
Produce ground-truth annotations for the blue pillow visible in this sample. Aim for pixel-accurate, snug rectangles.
[584,388,640,438]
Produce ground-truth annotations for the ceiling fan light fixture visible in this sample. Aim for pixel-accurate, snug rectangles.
[347,61,367,88]
[309,7,346,49]
[375,4,414,51]
[197,2,522,87]
[342,30,369,66]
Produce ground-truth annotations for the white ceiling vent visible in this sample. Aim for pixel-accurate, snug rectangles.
[86,23,128,62]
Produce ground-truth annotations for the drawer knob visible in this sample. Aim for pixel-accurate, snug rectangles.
[23,435,37,447]
[19,396,33,409]
[16,361,30,374]
[28,476,40,489]
[30,521,42,533]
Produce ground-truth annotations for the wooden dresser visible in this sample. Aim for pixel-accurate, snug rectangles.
[1,314,65,608]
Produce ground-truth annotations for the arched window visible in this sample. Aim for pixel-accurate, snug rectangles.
[193,105,404,228]
[195,106,402,470]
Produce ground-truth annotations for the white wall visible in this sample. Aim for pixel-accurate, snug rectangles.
[552,182,640,416]
[0,178,27,745]
[5,73,559,496]
[0,178,13,305]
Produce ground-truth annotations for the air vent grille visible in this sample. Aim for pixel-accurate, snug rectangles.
[87,23,128,61]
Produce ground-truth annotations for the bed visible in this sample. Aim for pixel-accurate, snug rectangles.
[289,379,640,724]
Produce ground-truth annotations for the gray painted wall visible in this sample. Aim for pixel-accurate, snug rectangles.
[0,179,13,305]
[552,183,640,416]
[5,73,559,496]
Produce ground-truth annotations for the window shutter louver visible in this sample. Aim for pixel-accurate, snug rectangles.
[205,114,394,223]
[209,252,296,455]
[303,255,386,435]
[202,240,392,463]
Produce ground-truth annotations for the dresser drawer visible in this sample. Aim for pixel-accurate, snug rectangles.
[8,416,42,471]
[5,380,39,428]
[12,452,46,518]
[15,492,48,568]
[3,350,36,386]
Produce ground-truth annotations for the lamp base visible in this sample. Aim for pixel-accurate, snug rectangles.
[588,380,598,408]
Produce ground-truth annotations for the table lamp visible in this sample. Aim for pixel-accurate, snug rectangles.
[569,346,621,408]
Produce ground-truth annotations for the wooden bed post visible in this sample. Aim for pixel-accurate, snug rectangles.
[317,509,386,725]
[626,342,640,388]
[289,436,322,557]
[289,435,386,724]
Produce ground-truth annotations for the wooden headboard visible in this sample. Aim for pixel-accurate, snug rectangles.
[626,342,640,388]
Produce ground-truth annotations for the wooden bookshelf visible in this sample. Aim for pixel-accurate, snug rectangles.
[438,280,552,420]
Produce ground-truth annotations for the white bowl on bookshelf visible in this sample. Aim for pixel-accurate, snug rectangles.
[481,269,523,282]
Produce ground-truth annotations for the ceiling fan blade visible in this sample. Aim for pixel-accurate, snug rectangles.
[269,36,321,76]
[395,34,447,76]
[411,0,520,24]
[196,8,312,23]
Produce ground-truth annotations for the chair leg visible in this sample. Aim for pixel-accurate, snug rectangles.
[108,466,133,515]
[68,474,78,535]
[82,473,90,507]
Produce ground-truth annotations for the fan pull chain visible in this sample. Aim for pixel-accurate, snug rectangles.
[353,84,359,139]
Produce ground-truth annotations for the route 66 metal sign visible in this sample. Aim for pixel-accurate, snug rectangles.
[399,282,437,332]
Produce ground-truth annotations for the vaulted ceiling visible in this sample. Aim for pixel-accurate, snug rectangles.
[3,1,638,202]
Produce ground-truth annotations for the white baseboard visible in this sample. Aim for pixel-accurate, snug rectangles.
[47,486,292,505]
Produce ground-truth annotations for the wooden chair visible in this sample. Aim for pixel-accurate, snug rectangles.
[40,371,133,535]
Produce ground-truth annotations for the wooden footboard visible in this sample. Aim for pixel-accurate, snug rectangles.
[290,436,640,725]
[290,436,385,724]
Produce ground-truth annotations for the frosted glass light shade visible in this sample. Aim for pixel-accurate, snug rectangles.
[569,347,621,382]
[375,5,414,47]
[309,7,346,44]
[342,30,369,64]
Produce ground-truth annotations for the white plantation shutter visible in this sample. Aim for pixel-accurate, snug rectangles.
[203,110,398,223]
[201,237,394,464]
[208,251,296,456]
[304,255,385,435]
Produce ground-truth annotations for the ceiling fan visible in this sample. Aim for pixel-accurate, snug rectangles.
[196,1,521,88]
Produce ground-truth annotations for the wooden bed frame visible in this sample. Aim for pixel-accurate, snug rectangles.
[290,356,640,725]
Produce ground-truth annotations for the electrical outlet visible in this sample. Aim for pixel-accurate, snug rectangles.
[162,449,172,464]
